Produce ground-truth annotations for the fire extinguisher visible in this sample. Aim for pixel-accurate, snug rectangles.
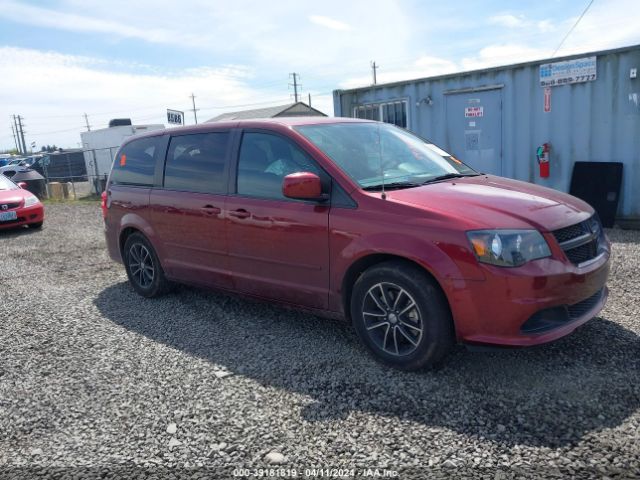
[536,143,550,178]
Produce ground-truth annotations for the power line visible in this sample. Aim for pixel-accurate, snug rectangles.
[10,89,333,142]
[552,0,596,57]
[26,126,88,136]
[17,98,298,137]
[198,98,292,111]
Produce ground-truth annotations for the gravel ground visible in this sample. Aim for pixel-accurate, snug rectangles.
[0,203,638,479]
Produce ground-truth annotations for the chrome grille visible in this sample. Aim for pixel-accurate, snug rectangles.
[553,222,589,243]
[565,241,598,264]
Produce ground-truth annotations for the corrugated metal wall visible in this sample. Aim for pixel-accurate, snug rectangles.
[334,46,640,221]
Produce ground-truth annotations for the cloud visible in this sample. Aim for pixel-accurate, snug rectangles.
[0,47,293,149]
[0,0,408,70]
[309,15,351,31]
[339,55,458,89]
[460,44,549,71]
[489,12,557,33]
[0,0,180,45]
[549,0,640,55]
[1,0,639,150]
[489,14,527,28]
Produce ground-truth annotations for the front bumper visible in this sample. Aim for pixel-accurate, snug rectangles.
[0,204,44,230]
[446,248,610,347]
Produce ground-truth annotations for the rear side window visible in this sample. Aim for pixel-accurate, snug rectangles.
[111,136,160,186]
[164,132,229,194]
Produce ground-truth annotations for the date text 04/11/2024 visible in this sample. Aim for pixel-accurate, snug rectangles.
[232,468,399,478]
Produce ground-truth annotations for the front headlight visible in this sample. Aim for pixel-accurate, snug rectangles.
[23,195,39,207]
[467,229,551,267]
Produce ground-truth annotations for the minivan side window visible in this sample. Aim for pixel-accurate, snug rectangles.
[164,132,229,194]
[237,132,320,200]
[111,136,160,186]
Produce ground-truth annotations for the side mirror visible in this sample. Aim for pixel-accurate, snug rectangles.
[17,182,27,189]
[282,172,326,201]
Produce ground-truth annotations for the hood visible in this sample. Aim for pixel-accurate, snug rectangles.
[385,175,593,232]
[0,188,29,205]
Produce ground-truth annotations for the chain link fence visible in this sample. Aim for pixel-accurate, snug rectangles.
[33,146,118,200]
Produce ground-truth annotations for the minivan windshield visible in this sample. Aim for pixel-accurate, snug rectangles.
[0,175,17,190]
[295,122,477,190]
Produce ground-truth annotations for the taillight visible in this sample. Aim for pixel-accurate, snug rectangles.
[101,191,108,220]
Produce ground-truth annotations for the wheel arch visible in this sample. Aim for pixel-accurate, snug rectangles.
[116,212,162,259]
[119,226,140,258]
[340,253,453,327]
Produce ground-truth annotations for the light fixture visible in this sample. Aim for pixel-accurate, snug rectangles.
[416,96,433,107]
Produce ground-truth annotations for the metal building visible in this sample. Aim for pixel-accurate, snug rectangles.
[333,45,640,225]
[207,102,326,122]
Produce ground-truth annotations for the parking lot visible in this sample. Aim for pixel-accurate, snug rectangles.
[0,202,639,478]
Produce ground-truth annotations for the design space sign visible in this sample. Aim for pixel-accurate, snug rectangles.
[464,106,484,118]
[539,56,597,87]
[167,109,184,125]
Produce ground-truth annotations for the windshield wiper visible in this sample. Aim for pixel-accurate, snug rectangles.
[362,181,422,191]
[422,173,480,184]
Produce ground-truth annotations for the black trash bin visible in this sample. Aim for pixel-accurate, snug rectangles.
[11,169,47,199]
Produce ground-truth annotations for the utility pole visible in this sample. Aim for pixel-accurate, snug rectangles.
[12,115,21,154]
[308,93,312,107]
[190,93,199,124]
[289,73,300,102]
[10,123,19,153]
[371,61,378,85]
[16,115,27,154]
[83,113,91,131]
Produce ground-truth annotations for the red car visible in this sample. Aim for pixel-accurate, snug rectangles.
[102,118,610,370]
[0,175,44,230]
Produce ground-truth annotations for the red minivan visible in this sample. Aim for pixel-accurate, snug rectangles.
[103,117,610,370]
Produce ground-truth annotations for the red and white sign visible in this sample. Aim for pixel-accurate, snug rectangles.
[464,106,484,118]
[544,87,552,113]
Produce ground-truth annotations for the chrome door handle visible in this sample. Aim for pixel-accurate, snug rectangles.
[228,209,250,219]
[201,205,221,215]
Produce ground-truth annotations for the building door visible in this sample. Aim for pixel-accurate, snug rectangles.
[445,88,503,175]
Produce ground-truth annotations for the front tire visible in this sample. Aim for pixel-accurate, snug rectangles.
[29,222,43,229]
[351,261,454,370]
[123,232,171,298]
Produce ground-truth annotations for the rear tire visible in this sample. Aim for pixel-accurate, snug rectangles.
[350,260,454,370]
[123,232,171,298]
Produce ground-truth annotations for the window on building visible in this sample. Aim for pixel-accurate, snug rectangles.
[354,100,408,128]
[236,132,320,200]
[164,132,230,194]
[354,104,380,121]
[111,136,161,186]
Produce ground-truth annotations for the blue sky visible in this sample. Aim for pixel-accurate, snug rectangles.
[0,0,638,149]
